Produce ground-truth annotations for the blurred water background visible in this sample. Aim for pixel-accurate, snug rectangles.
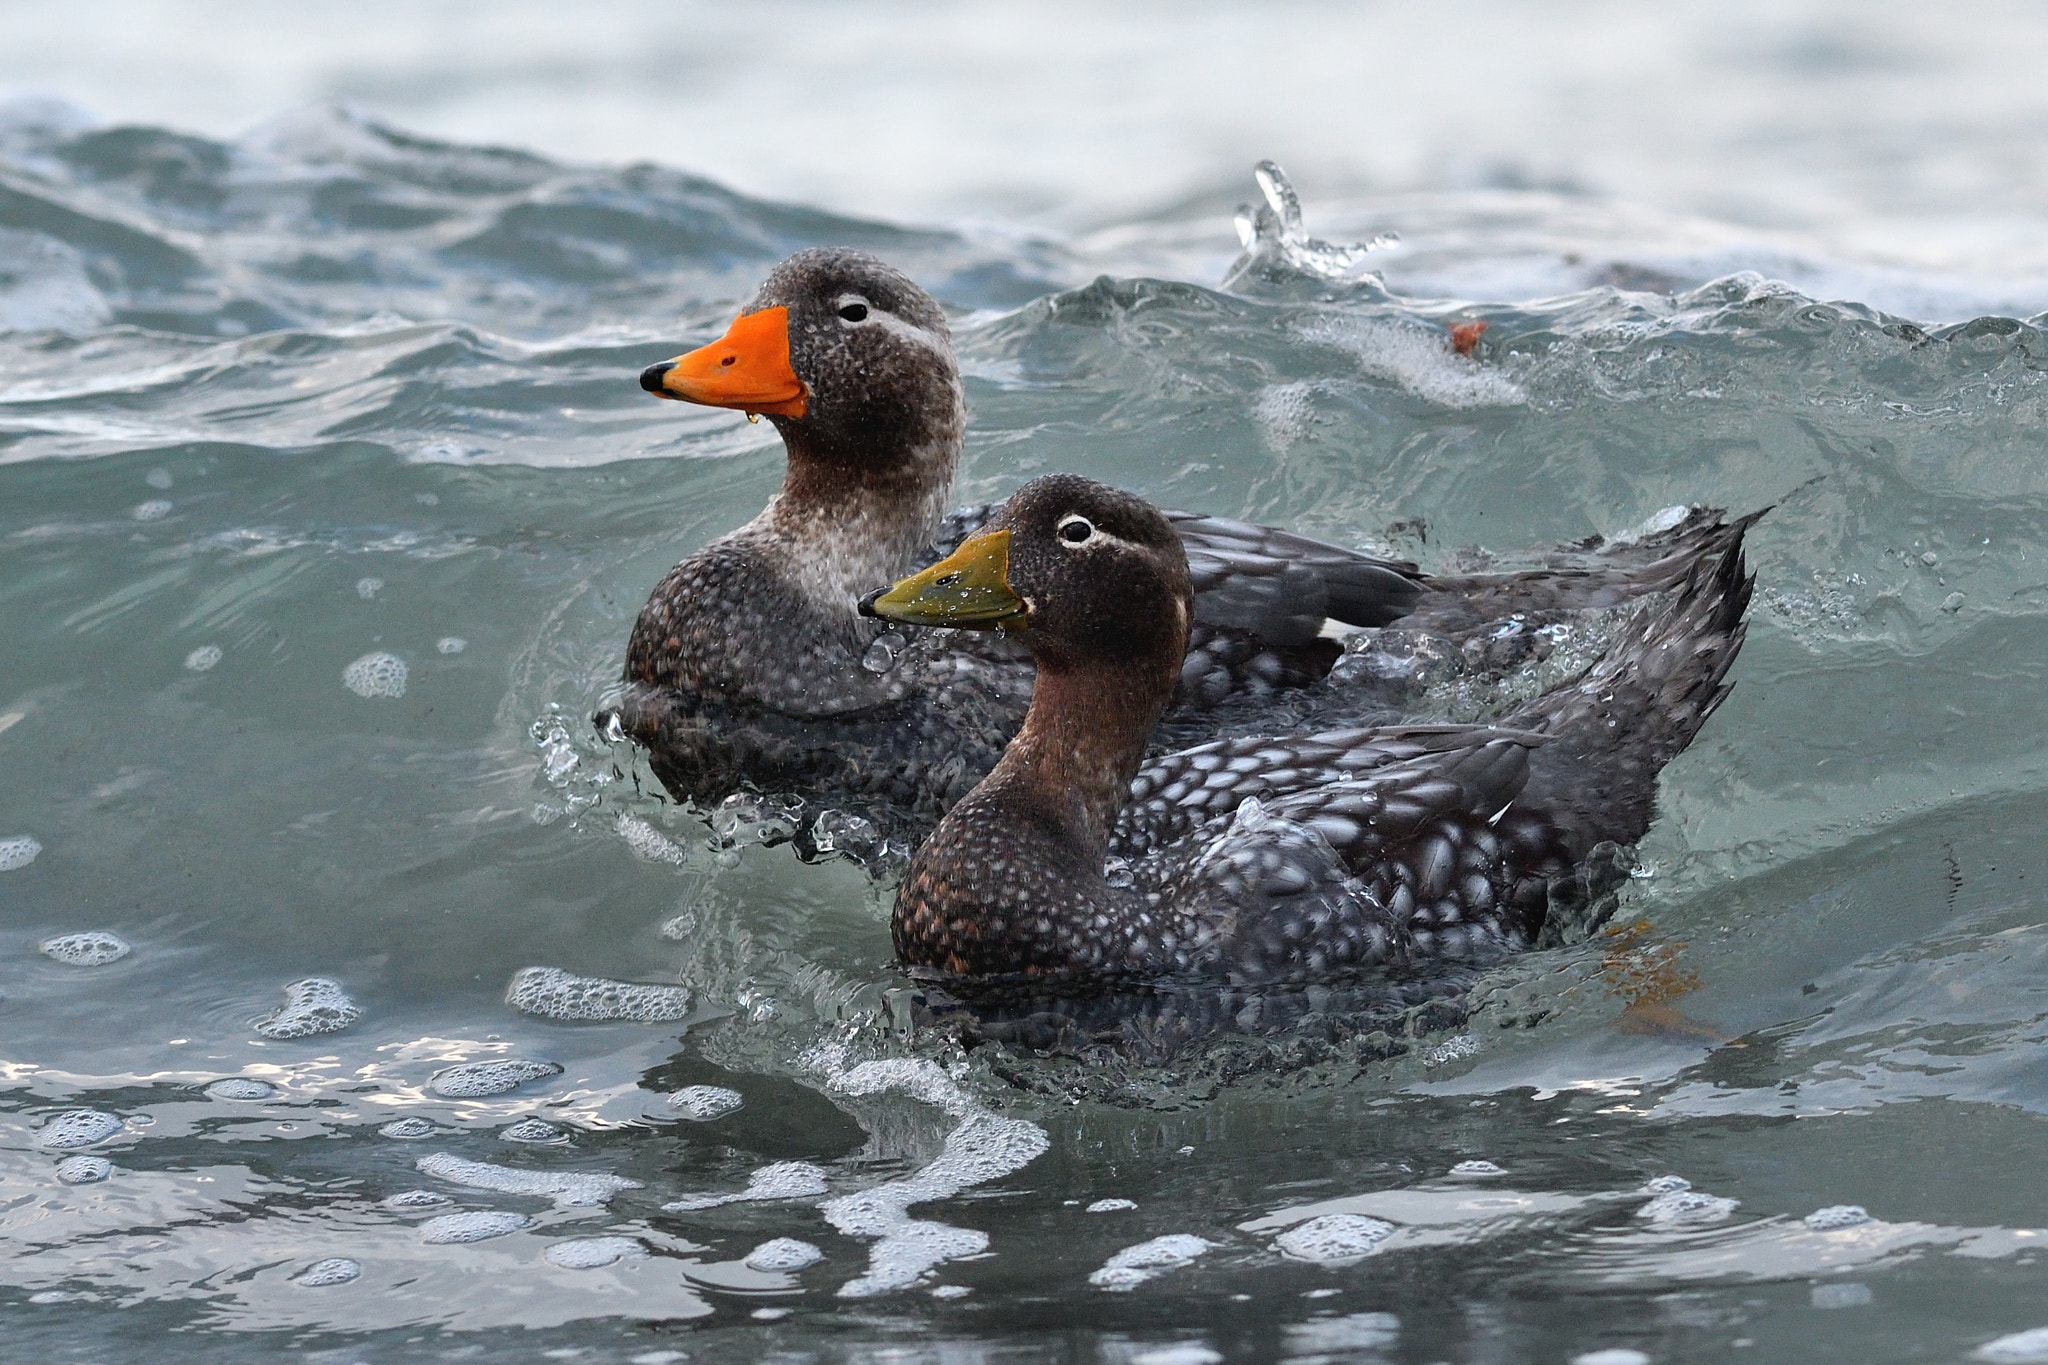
[3,3,2048,1363]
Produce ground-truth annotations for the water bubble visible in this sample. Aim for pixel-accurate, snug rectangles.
[355,577,384,600]
[1811,1282,1873,1309]
[1273,1214,1394,1263]
[293,1257,362,1287]
[37,1109,123,1150]
[860,635,900,674]
[55,1155,112,1184]
[1978,1328,2048,1363]
[1449,1160,1505,1177]
[132,499,172,521]
[666,1085,743,1121]
[501,1117,565,1144]
[663,1160,830,1212]
[429,1058,562,1098]
[378,1117,436,1140]
[1638,1188,1738,1225]
[205,1078,276,1101]
[418,1211,529,1244]
[1087,1199,1136,1213]
[505,966,691,1023]
[1088,1234,1214,1290]
[379,1189,452,1209]
[436,636,467,654]
[144,468,173,490]
[415,1152,639,1207]
[38,931,131,966]
[342,651,407,698]
[544,1236,646,1270]
[255,977,362,1039]
[744,1238,823,1272]
[0,835,43,871]
[183,644,223,672]
[1804,1204,1874,1231]
[809,808,877,856]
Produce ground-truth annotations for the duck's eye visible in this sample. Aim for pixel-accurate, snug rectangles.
[1057,515,1095,545]
[838,302,870,322]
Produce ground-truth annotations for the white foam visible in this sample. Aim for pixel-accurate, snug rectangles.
[436,636,467,654]
[666,1085,743,1121]
[1273,1213,1394,1263]
[501,1117,566,1144]
[1449,1160,1505,1177]
[505,966,692,1023]
[378,1117,436,1140]
[544,1237,646,1269]
[1978,1329,2048,1363]
[418,1210,530,1244]
[0,835,42,871]
[1423,1034,1479,1067]
[1642,1175,1691,1194]
[1572,1352,1650,1365]
[416,1152,640,1208]
[751,1308,790,1321]
[379,1189,451,1209]
[1131,1348,1223,1365]
[54,1155,112,1184]
[1302,315,1526,409]
[744,1237,824,1272]
[183,645,223,671]
[255,977,362,1039]
[38,931,131,966]
[205,1078,276,1101]
[1638,1188,1739,1226]
[1088,1233,1214,1290]
[293,1257,362,1287]
[355,577,384,600]
[1253,380,1316,452]
[37,1109,122,1150]
[132,499,172,521]
[429,1058,561,1097]
[664,1160,829,1212]
[828,1057,975,1117]
[1087,1198,1137,1213]
[1804,1204,1874,1231]
[342,651,408,698]
[930,1284,972,1299]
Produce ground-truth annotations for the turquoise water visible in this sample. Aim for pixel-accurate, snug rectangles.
[3,57,2048,1365]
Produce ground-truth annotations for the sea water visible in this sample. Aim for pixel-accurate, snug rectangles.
[4,15,2048,1363]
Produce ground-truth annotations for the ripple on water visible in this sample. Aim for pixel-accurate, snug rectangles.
[744,1238,824,1272]
[505,966,692,1022]
[544,1237,646,1270]
[428,1058,561,1097]
[292,1258,362,1287]
[38,931,131,966]
[37,1109,123,1150]
[204,1078,277,1101]
[418,1211,529,1244]
[1089,1234,1215,1290]
[54,1155,112,1184]
[255,977,362,1039]
[342,651,407,698]
[0,835,42,871]
[666,1085,743,1121]
[1273,1214,1395,1263]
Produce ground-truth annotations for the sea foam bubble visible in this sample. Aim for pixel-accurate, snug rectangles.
[204,1078,276,1101]
[1273,1213,1395,1262]
[342,651,407,698]
[415,1152,639,1207]
[544,1237,646,1270]
[418,1211,530,1244]
[0,835,42,871]
[183,644,223,671]
[429,1059,562,1098]
[666,1085,743,1121]
[255,977,362,1039]
[505,966,691,1022]
[664,1160,829,1212]
[1088,1234,1215,1290]
[38,931,131,966]
[744,1238,824,1272]
[37,1109,123,1150]
[55,1155,113,1184]
[292,1258,362,1287]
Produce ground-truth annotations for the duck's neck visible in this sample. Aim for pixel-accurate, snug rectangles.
[986,656,1177,865]
[756,423,961,615]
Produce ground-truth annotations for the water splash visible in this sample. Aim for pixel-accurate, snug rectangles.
[1224,160,1397,290]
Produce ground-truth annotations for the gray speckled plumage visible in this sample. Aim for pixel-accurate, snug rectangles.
[889,475,1756,985]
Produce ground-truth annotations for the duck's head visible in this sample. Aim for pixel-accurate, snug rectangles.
[639,248,962,472]
[862,474,1194,675]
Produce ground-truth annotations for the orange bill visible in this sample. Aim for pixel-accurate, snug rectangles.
[640,306,808,417]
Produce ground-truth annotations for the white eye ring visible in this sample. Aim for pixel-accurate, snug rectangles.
[1057,514,1095,546]
[836,295,872,323]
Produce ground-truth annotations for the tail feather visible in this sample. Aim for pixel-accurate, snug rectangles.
[1503,509,1762,859]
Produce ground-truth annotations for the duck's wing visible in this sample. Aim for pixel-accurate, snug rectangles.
[1114,723,1502,858]
[1141,729,1551,979]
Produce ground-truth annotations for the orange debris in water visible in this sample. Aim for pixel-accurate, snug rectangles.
[1448,320,1488,356]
